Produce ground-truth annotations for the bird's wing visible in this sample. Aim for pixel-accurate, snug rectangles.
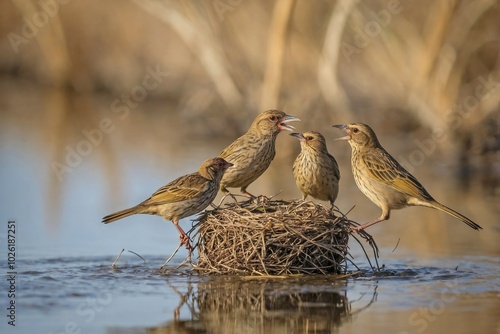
[142,174,209,205]
[327,153,341,180]
[219,136,248,160]
[362,149,432,200]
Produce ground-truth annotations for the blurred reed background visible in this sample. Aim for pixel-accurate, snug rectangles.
[1,0,499,147]
[1,0,499,132]
[0,0,499,256]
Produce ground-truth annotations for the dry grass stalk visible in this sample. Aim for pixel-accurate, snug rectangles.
[192,198,378,275]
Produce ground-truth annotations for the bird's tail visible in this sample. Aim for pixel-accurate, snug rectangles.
[431,201,482,230]
[102,206,141,224]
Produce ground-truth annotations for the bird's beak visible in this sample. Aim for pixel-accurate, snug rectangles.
[224,162,234,169]
[278,114,300,131]
[332,124,350,141]
[290,132,306,142]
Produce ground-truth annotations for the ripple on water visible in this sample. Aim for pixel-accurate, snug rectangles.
[20,270,44,275]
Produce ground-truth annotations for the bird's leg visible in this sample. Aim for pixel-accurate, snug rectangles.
[227,192,240,203]
[162,220,196,269]
[353,210,390,232]
[172,220,193,252]
[352,219,385,232]
[353,218,386,232]
[240,186,256,199]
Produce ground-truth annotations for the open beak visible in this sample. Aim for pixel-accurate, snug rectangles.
[278,114,300,131]
[332,124,351,141]
[290,132,306,142]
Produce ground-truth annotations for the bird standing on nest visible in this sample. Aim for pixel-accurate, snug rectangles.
[333,123,482,232]
[219,109,300,198]
[291,131,340,208]
[102,157,233,253]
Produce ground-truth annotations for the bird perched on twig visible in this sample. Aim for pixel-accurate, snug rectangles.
[102,157,233,252]
[291,131,340,208]
[219,109,300,198]
[333,123,482,232]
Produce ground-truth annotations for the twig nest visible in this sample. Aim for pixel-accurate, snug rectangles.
[193,198,353,275]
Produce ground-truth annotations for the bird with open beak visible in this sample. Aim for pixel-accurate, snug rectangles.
[219,109,300,198]
[333,123,482,232]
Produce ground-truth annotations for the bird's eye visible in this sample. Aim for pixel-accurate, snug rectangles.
[307,136,314,140]
[352,128,359,133]
[269,115,277,121]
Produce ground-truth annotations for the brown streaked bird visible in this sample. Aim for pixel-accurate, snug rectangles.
[291,131,340,208]
[219,109,300,198]
[333,123,482,232]
[102,157,233,251]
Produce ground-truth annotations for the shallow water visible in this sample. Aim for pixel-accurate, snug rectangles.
[1,80,499,333]
[1,254,499,334]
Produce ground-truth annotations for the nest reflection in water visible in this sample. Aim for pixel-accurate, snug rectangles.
[144,278,378,334]
[197,278,350,333]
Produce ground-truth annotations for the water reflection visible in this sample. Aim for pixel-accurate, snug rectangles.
[141,277,377,334]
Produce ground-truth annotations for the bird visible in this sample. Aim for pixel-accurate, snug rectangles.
[291,131,340,208]
[332,123,482,232]
[219,109,300,198]
[102,157,233,251]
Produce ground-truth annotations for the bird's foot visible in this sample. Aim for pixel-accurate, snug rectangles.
[178,234,193,252]
[184,242,194,253]
[329,204,340,216]
[251,194,270,205]
[251,190,282,205]
[351,217,385,233]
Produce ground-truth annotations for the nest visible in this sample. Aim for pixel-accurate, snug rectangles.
[192,198,378,275]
